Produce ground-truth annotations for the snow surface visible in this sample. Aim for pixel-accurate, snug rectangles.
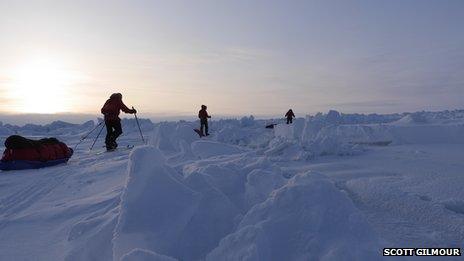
[1,110,464,260]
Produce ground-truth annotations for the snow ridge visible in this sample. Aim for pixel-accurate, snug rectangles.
[114,146,382,261]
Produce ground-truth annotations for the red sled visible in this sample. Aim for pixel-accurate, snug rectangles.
[0,135,73,171]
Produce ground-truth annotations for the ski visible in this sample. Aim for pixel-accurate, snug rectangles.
[94,145,135,155]
[193,128,204,137]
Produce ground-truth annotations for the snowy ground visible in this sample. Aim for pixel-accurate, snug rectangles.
[0,110,463,260]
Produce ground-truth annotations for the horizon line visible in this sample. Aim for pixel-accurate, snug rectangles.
[0,108,463,126]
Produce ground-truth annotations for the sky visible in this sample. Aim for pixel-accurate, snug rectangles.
[0,0,463,121]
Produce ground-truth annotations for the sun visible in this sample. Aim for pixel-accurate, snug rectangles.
[8,58,74,113]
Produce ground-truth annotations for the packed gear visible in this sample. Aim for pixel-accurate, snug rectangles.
[0,135,73,171]
[198,105,211,136]
[101,93,136,151]
[285,109,295,124]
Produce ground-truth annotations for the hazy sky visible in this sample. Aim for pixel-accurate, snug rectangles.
[0,0,463,118]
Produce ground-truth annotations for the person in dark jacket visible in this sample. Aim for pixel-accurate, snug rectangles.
[285,109,295,124]
[101,93,136,150]
[198,105,211,136]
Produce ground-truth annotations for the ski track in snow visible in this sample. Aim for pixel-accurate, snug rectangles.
[0,111,464,260]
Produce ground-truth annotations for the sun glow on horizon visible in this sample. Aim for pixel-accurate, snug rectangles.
[8,58,78,114]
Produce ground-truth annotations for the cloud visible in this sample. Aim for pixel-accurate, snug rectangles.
[208,47,271,62]
[0,76,12,104]
[349,43,464,104]
[0,75,12,85]
[133,46,272,68]
[330,100,401,108]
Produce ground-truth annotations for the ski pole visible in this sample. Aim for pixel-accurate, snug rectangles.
[90,123,105,150]
[74,121,103,150]
[133,107,145,144]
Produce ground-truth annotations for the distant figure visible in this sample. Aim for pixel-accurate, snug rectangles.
[101,93,136,150]
[285,109,295,124]
[198,105,211,136]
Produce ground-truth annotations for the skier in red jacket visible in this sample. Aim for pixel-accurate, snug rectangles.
[198,105,211,136]
[285,109,295,124]
[101,93,136,150]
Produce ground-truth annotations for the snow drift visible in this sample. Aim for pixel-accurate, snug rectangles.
[207,172,381,261]
[114,146,382,260]
[113,146,241,261]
